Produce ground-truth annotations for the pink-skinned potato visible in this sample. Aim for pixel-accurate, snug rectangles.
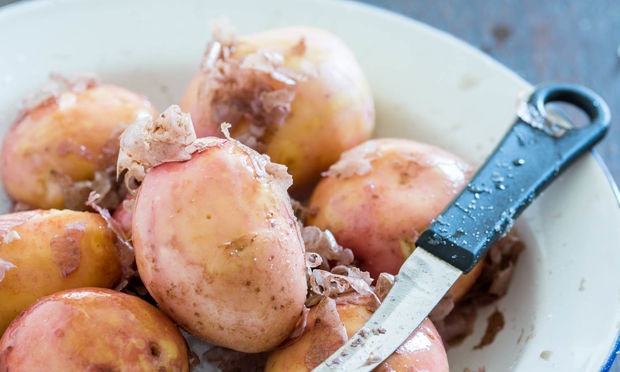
[337,303,449,372]
[111,194,134,239]
[0,209,122,335]
[265,295,449,372]
[132,138,307,353]
[0,288,189,371]
[1,79,157,210]
[307,138,483,301]
[180,26,375,196]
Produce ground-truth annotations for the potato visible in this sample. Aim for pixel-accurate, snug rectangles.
[132,137,307,353]
[1,77,158,210]
[0,209,123,335]
[111,194,134,238]
[338,305,449,372]
[307,138,482,301]
[265,295,449,371]
[180,26,375,195]
[0,288,189,371]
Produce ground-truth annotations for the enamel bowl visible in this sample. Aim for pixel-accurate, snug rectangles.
[1,0,619,370]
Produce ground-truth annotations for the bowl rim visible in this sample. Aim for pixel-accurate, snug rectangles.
[1,0,619,370]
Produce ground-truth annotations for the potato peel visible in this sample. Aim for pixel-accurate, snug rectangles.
[0,258,16,283]
[117,105,225,192]
[304,297,348,370]
[302,226,378,307]
[86,192,136,291]
[322,140,380,179]
[1,230,20,244]
[49,225,83,278]
[18,72,100,122]
[190,24,314,151]
[306,267,377,308]
[302,226,353,268]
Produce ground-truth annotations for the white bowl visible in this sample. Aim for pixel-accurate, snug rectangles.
[1,0,619,371]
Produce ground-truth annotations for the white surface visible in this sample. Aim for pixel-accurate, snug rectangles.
[0,0,619,371]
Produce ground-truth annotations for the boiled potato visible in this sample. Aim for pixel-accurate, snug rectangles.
[1,78,157,210]
[337,302,449,372]
[307,138,482,301]
[132,137,307,353]
[0,288,189,371]
[265,295,449,371]
[111,194,134,239]
[0,209,123,335]
[180,26,375,195]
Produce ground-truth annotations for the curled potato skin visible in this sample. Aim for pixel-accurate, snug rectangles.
[307,138,481,301]
[0,209,122,335]
[0,288,189,371]
[132,139,307,353]
[180,26,375,195]
[0,84,157,209]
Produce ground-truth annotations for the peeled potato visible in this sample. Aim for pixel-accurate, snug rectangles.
[132,138,307,353]
[265,295,449,371]
[1,78,157,209]
[0,288,189,371]
[307,138,482,301]
[0,209,122,335]
[180,26,375,195]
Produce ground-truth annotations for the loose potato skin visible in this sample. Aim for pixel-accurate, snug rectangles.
[1,84,157,209]
[0,288,189,371]
[132,139,307,353]
[307,138,482,301]
[180,27,375,196]
[265,297,449,372]
[0,209,122,335]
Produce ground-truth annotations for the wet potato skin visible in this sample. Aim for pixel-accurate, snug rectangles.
[0,84,157,209]
[0,288,189,371]
[180,27,375,196]
[132,139,307,353]
[0,209,122,335]
[307,138,482,301]
[265,298,449,372]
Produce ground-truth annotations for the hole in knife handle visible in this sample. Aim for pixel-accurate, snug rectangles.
[544,102,589,131]
[524,83,611,138]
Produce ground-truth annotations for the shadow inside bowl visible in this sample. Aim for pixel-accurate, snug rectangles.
[447,218,540,371]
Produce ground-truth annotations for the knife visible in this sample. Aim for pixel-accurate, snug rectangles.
[312,83,611,371]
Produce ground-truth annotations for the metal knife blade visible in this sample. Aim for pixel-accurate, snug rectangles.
[312,83,610,371]
[313,249,461,371]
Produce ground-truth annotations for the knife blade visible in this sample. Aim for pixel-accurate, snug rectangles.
[313,83,610,371]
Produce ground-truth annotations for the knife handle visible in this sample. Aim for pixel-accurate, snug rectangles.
[416,83,610,273]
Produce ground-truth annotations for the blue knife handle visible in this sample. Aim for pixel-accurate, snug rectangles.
[416,84,610,273]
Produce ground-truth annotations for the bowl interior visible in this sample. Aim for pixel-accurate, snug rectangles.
[1,0,619,370]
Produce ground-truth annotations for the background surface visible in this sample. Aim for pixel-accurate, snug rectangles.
[356,0,620,189]
[1,0,619,370]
